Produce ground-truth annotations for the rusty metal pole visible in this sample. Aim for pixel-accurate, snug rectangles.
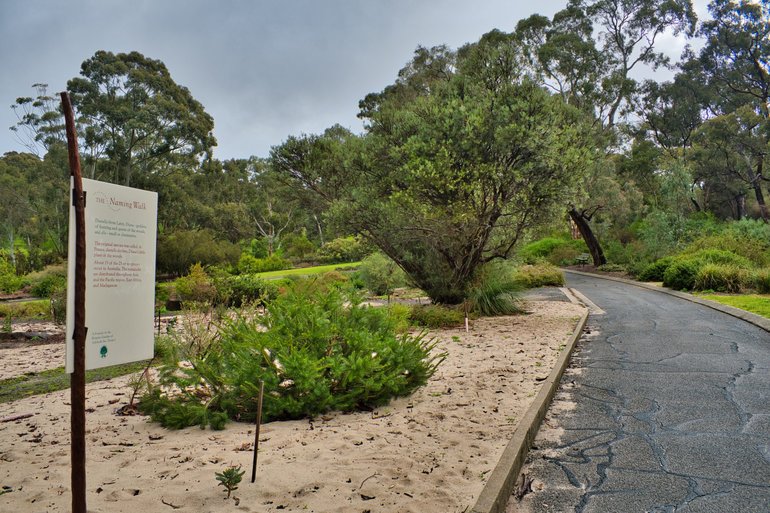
[250,380,265,483]
[61,91,87,513]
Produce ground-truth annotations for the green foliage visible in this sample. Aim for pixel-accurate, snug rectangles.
[237,253,291,274]
[0,258,26,293]
[0,299,50,321]
[518,237,587,265]
[140,286,442,429]
[157,229,240,277]
[750,269,770,294]
[662,250,753,291]
[215,465,245,499]
[214,274,278,307]
[50,286,66,324]
[694,264,747,293]
[26,264,66,298]
[512,263,565,288]
[246,238,269,259]
[317,236,371,264]
[283,232,317,260]
[358,253,407,296]
[662,257,702,291]
[596,264,627,273]
[385,303,412,334]
[466,262,523,316]
[685,233,769,267]
[638,257,676,281]
[175,264,217,305]
[408,304,466,328]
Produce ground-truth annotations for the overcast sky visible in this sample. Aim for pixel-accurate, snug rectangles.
[0,0,709,161]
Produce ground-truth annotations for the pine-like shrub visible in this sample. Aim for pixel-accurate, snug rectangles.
[175,264,217,304]
[694,264,747,293]
[139,286,442,429]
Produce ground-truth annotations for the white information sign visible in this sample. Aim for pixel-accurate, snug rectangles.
[66,178,158,372]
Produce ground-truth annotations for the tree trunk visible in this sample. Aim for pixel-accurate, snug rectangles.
[752,158,769,222]
[735,192,746,220]
[568,207,606,267]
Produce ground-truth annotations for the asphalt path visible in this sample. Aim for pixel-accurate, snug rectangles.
[512,273,770,513]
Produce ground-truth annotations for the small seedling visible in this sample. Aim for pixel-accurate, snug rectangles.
[215,465,245,499]
[1,316,11,334]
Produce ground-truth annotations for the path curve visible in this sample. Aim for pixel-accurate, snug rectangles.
[511,272,770,513]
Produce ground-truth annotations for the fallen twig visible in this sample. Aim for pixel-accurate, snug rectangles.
[161,497,181,509]
[0,413,33,423]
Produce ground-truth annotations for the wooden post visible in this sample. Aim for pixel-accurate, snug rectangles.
[61,91,87,513]
[250,380,265,484]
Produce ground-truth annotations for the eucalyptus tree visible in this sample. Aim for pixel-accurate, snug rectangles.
[515,0,697,265]
[67,51,216,187]
[696,0,770,220]
[273,32,595,304]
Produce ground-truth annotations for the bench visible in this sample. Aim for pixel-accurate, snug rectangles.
[575,253,590,266]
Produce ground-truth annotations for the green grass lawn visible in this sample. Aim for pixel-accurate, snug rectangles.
[698,294,770,319]
[256,261,361,279]
[0,299,51,321]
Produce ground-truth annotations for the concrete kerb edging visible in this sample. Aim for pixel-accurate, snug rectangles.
[564,269,770,334]
[470,305,590,513]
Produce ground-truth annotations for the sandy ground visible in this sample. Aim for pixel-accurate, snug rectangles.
[0,300,585,513]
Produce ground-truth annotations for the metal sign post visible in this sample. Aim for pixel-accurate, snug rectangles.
[61,91,87,513]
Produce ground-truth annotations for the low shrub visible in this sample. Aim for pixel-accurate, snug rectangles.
[662,250,755,291]
[27,264,67,298]
[685,249,754,269]
[317,236,372,264]
[175,264,217,305]
[386,303,412,334]
[358,253,407,297]
[596,263,627,273]
[408,304,465,328]
[238,253,291,274]
[513,263,565,288]
[663,258,702,291]
[157,229,240,277]
[637,257,676,282]
[139,286,443,429]
[215,274,279,307]
[0,258,26,293]
[750,268,770,294]
[518,237,587,265]
[694,264,747,293]
[685,233,769,267]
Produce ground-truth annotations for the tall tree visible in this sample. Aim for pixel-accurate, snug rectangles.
[698,0,770,220]
[274,34,595,304]
[516,0,697,265]
[67,51,216,187]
